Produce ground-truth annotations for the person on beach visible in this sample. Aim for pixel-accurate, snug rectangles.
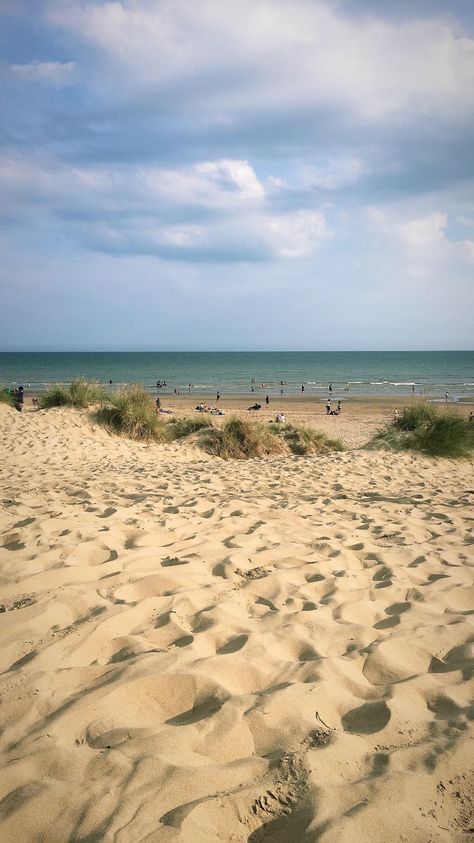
[326,398,331,415]
[394,408,399,422]
[155,397,161,412]
[15,386,24,412]
[266,395,269,406]
[469,411,473,424]
[337,400,341,413]
[216,391,220,403]
[301,385,305,393]
[248,403,261,411]
[329,383,333,393]
[445,392,449,402]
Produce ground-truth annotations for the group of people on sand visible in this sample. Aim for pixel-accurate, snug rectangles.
[326,398,341,415]
[195,402,225,416]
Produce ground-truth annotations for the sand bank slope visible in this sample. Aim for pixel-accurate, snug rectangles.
[0,407,473,841]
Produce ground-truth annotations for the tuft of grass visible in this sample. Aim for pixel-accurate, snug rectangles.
[166,417,211,440]
[41,379,108,409]
[375,404,474,458]
[96,386,166,442]
[0,388,15,407]
[200,415,284,460]
[270,422,344,456]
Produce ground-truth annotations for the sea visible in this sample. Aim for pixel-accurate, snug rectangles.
[1,351,473,401]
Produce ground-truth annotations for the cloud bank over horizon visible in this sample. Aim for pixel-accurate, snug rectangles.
[0,0,473,350]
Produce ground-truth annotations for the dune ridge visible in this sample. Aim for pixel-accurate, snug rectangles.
[0,406,473,842]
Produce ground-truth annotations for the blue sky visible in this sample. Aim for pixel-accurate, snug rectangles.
[0,0,473,350]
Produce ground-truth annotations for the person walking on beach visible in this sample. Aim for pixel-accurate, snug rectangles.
[301,385,305,394]
[445,392,449,403]
[216,391,220,403]
[326,398,331,415]
[329,383,333,393]
[155,397,161,412]
[266,395,270,406]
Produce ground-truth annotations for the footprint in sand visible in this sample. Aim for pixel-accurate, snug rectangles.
[217,634,248,655]
[341,700,391,734]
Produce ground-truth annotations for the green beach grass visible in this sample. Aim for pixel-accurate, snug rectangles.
[199,416,344,460]
[374,404,474,458]
[0,388,15,407]
[40,379,108,409]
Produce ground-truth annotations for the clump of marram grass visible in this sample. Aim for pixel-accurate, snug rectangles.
[269,422,344,456]
[374,404,474,458]
[0,388,15,407]
[200,416,285,460]
[96,386,166,442]
[40,379,108,409]
[166,417,211,440]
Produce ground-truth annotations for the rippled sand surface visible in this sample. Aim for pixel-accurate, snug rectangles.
[0,405,473,842]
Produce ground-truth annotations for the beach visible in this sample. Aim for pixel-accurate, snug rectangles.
[0,400,473,842]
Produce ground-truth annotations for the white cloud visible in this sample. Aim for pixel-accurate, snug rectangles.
[9,60,75,85]
[0,151,329,261]
[48,0,474,122]
[368,207,474,274]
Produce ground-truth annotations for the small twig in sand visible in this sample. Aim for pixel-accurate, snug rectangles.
[315,711,333,730]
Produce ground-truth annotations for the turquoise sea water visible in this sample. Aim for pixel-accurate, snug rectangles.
[0,351,473,400]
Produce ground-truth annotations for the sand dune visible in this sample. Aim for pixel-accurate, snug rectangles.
[0,405,473,841]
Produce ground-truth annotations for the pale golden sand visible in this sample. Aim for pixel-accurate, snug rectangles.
[0,403,473,842]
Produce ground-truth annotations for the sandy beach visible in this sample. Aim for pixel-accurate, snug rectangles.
[0,401,473,842]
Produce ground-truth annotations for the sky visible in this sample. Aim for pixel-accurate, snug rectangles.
[0,0,473,351]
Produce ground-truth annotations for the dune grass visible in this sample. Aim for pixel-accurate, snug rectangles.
[166,417,211,440]
[200,416,284,459]
[375,404,474,458]
[0,388,15,407]
[96,386,167,442]
[269,422,344,456]
[199,416,344,460]
[40,379,108,409]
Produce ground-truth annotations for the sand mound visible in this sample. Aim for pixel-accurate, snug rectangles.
[0,407,473,841]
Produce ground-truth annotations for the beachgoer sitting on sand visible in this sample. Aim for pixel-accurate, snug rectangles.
[248,403,261,411]
[275,413,285,423]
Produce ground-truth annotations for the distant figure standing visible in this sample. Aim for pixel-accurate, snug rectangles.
[188,383,192,395]
[411,385,415,395]
[156,397,161,411]
[394,408,399,421]
[109,379,112,385]
[280,388,283,395]
[326,398,331,415]
[329,383,333,393]
[16,386,24,412]
[445,392,449,403]
[216,391,220,403]
[301,385,305,394]
[265,395,270,406]
[251,386,255,392]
